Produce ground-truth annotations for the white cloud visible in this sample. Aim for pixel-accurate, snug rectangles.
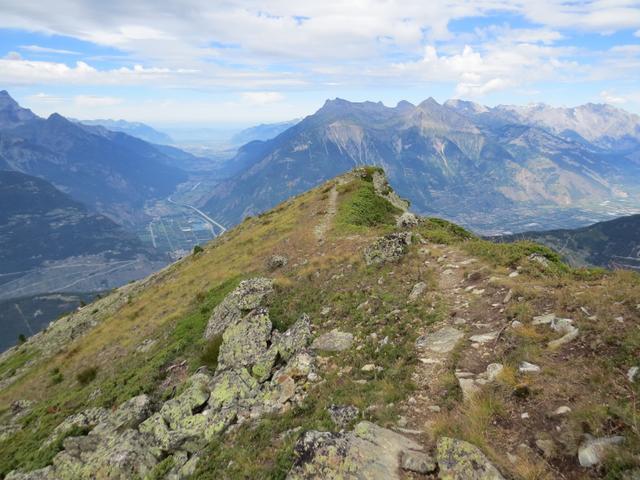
[20,45,80,55]
[599,90,626,104]
[26,92,64,103]
[74,95,123,107]
[0,1,639,117]
[635,29,640,37]
[241,91,284,105]
[392,42,577,98]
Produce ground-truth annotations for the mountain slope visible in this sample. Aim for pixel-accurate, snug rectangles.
[0,168,637,480]
[77,119,173,145]
[0,171,167,349]
[203,98,640,232]
[499,213,640,269]
[445,99,640,151]
[0,91,188,226]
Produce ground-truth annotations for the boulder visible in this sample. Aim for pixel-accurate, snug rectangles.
[416,327,464,354]
[327,404,359,429]
[528,253,551,268]
[578,435,625,467]
[92,394,152,435]
[204,278,273,340]
[45,407,110,446]
[437,437,504,479]
[311,329,354,352]
[216,310,272,374]
[209,369,259,411]
[271,314,312,361]
[266,254,288,270]
[401,450,436,474]
[396,212,419,228]
[408,282,428,302]
[364,232,412,266]
[287,421,424,479]
[51,428,160,479]
[519,362,541,374]
[5,467,55,480]
[158,374,212,429]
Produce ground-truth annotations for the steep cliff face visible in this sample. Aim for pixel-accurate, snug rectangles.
[0,168,638,479]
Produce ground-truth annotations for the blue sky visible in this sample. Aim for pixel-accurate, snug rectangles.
[0,0,639,126]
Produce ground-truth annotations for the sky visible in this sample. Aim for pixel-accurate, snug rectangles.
[1,0,639,126]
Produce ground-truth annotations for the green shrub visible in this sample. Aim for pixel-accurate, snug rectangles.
[418,217,475,244]
[193,245,204,255]
[49,367,63,385]
[336,180,401,229]
[76,366,98,385]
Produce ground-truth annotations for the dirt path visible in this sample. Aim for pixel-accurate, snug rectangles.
[314,183,340,243]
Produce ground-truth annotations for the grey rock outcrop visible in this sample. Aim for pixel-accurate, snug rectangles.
[364,232,412,266]
[266,254,288,270]
[416,327,464,354]
[437,437,504,479]
[9,288,313,480]
[204,277,273,340]
[311,329,353,352]
[396,212,418,229]
[287,421,424,479]
[578,435,625,467]
[327,404,359,429]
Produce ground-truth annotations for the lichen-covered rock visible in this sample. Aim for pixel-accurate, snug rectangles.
[51,428,160,479]
[266,254,288,270]
[528,253,551,268]
[401,450,437,474]
[92,394,152,435]
[159,375,212,429]
[271,314,311,361]
[5,466,54,480]
[281,352,315,380]
[396,212,418,228]
[287,421,424,479]
[436,437,504,479]
[216,309,273,375]
[364,232,412,266]
[204,277,273,340]
[311,329,353,352]
[209,368,259,410]
[327,404,359,429]
[44,407,110,446]
[372,171,410,211]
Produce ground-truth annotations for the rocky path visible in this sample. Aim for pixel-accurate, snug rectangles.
[393,243,518,475]
[314,182,339,243]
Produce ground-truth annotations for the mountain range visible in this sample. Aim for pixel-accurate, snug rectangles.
[202,97,640,233]
[0,91,188,226]
[230,119,300,146]
[0,170,166,349]
[75,119,174,145]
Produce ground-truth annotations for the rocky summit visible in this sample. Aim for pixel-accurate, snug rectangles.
[0,167,638,479]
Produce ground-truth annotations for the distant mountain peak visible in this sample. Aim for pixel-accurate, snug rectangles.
[0,90,37,128]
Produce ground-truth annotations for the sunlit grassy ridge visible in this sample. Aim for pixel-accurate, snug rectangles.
[0,169,638,479]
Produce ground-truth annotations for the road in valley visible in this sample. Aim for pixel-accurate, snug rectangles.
[167,196,227,234]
